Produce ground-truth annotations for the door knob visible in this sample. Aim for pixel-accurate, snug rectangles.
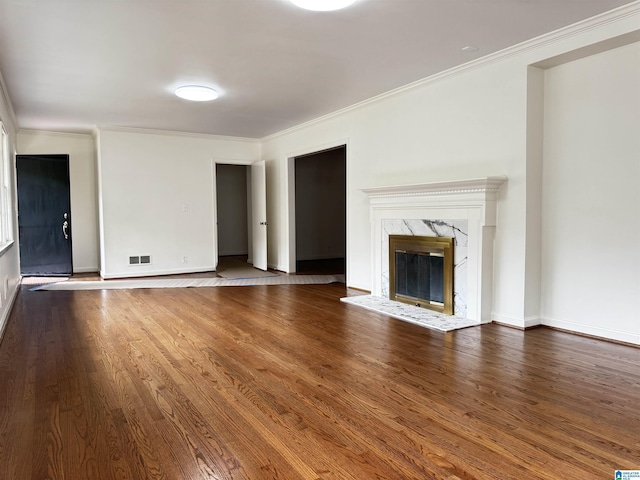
[62,220,69,239]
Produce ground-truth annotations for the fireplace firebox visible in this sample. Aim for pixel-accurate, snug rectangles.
[389,235,454,314]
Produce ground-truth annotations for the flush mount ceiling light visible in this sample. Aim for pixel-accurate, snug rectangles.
[175,85,219,102]
[289,0,357,11]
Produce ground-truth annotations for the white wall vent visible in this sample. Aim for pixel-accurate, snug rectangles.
[140,255,151,264]
[129,256,140,265]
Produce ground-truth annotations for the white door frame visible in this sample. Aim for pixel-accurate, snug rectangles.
[285,139,349,274]
[212,157,261,270]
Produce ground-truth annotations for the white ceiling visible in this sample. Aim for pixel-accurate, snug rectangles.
[0,0,633,138]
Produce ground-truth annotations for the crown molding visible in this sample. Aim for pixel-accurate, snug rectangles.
[0,69,19,133]
[97,125,260,143]
[532,29,640,69]
[18,128,95,139]
[262,1,640,142]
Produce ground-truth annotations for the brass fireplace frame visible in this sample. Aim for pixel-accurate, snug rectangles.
[389,235,454,314]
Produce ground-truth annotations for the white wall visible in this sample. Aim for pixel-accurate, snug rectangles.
[541,42,640,344]
[0,76,21,339]
[263,59,529,323]
[216,164,248,257]
[17,130,99,273]
[1,4,638,345]
[96,128,259,278]
[260,5,640,332]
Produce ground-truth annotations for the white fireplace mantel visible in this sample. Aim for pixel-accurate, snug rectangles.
[361,176,507,323]
[361,176,507,198]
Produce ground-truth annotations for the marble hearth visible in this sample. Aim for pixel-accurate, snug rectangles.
[362,177,507,323]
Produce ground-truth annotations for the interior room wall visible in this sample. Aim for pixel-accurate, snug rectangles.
[0,77,21,339]
[540,41,640,344]
[216,164,248,257]
[295,147,346,262]
[17,130,99,273]
[264,60,526,318]
[260,7,639,331]
[0,5,637,344]
[96,128,259,278]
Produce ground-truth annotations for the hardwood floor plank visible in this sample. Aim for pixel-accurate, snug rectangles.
[141,292,359,479]
[1,283,639,479]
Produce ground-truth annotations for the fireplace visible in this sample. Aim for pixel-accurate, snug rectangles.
[389,235,453,314]
[382,219,467,317]
[362,176,507,322]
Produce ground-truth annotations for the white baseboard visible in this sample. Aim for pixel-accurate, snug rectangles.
[0,281,21,344]
[541,316,639,345]
[524,316,542,328]
[101,265,216,280]
[491,312,527,329]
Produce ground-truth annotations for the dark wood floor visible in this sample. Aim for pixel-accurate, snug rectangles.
[1,283,638,479]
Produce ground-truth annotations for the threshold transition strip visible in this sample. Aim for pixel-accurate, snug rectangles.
[32,274,345,291]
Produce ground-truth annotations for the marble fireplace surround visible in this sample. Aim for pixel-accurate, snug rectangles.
[361,176,507,323]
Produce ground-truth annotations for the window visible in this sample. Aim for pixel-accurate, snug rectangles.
[0,122,13,248]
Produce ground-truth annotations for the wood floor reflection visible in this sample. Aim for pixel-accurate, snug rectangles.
[0,283,638,479]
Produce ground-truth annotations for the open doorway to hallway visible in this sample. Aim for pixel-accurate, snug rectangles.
[216,163,249,263]
[294,145,346,275]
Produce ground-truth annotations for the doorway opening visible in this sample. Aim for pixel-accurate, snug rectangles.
[216,164,250,267]
[294,145,346,275]
[216,164,249,257]
[214,160,267,273]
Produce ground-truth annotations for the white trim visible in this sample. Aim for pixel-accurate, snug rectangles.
[0,240,14,257]
[0,69,19,131]
[524,316,542,328]
[492,313,528,329]
[285,138,350,160]
[212,157,256,166]
[285,139,349,274]
[0,279,20,344]
[100,265,216,280]
[541,315,639,346]
[361,177,507,198]
[0,124,13,246]
[532,30,640,69]
[212,159,258,271]
[17,129,94,140]
[286,155,296,273]
[261,2,640,142]
[211,159,218,271]
[97,125,260,143]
